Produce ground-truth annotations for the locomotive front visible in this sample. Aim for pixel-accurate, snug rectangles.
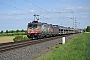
[27,21,42,39]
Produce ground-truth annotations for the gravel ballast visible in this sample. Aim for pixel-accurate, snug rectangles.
[0,34,78,60]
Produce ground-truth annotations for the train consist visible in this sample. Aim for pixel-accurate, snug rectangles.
[27,20,82,39]
[27,14,83,39]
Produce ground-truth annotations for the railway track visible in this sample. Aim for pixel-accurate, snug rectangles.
[0,33,75,53]
[0,35,65,53]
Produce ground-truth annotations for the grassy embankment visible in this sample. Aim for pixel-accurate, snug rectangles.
[39,33,90,60]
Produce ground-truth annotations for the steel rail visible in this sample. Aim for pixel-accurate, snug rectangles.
[0,36,63,53]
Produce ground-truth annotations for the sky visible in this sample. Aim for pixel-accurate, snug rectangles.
[0,0,90,31]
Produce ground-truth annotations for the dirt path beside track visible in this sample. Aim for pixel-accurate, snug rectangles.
[0,37,14,43]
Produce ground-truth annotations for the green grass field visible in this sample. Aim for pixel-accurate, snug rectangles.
[39,33,90,60]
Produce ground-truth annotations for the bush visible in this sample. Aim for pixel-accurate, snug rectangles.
[13,36,30,42]
[23,36,30,40]
[86,26,90,32]
[13,36,23,42]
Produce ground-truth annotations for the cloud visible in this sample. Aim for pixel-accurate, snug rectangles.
[81,13,90,14]
[67,16,72,18]
[5,11,26,15]
[65,6,90,12]
[30,10,34,13]
[53,11,68,13]
[66,7,75,10]
[82,16,87,18]
[61,0,72,2]
[5,10,35,15]
[40,15,52,19]
[6,11,22,15]
[0,16,12,20]
[78,7,83,9]
[5,17,12,19]
[78,6,90,10]
[29,3,33,6]
[46,9,68,13]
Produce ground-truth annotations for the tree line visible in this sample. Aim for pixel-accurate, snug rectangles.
[0,29,27,33]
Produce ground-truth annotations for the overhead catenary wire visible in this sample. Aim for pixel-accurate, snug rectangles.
[8,0,33,10]
[31,0,69,19]
[0,2,34,15]
[24,0,54,19]
[7,0,50,19]
[0,0,63,20]
[32,0,54,19]
[0,0,70,20]
[33,0,51,12]
[24,0,48,12]
[0,0,51,20]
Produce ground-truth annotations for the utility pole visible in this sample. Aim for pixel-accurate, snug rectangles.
[71,12,74,29]
[77,22,80,29]
[79,22,80,29]
[75,18,77,30]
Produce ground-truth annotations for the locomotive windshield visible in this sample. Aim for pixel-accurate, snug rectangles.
[28,24,37,28]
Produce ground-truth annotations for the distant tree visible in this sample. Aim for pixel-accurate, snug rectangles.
[86,26,90,32]
[0,30,3,33]
[24,30,27,33]
[16,29,19,33]
[8,30,14,33]
[21,29,24,32]
[11,30,14,33]
[6,30,9,33]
